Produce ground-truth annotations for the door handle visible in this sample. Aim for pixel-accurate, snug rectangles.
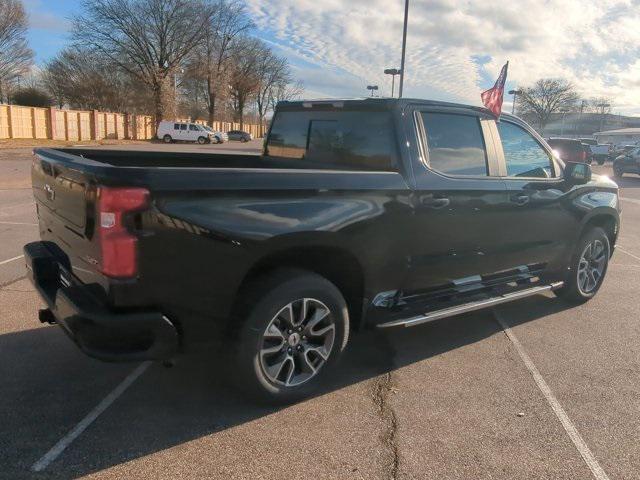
[421,196,450,209]
[511,193,530,205]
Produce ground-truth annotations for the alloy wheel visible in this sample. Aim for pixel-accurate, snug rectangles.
[577,239,607,295]
[259,298,335,387]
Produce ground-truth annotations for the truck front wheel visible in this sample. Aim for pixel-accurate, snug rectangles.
[233,270,349,403]
[555,227,610,303]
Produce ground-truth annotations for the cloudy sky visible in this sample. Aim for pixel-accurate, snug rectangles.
[22,0,640,115]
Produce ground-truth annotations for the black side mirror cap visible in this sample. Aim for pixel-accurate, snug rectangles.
[564,161,592,185]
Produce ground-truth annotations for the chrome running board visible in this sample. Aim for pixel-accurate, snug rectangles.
[377,282,564,329]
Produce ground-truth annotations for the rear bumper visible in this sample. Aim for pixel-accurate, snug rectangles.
[24,241,178,362]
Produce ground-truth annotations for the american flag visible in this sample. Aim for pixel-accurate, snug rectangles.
[481,61,509,118]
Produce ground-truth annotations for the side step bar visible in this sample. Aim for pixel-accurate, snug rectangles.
[377,282,564,329]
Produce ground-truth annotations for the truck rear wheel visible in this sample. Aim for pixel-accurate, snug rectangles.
[232,270,349,403]
[163,134,172,143]
[555,227,610,303]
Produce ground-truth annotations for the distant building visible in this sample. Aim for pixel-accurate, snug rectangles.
[521,112,640,138]
[593,128,640,146]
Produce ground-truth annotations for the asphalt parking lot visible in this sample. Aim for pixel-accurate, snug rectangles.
[1,144,640,480]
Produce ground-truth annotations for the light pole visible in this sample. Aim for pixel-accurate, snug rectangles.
[576,99,587,135]
[384,68,401,97]
[398,0,409,98]
[366,85,379,97]
[596,102,610,132]
[560,108,570,136]
[508,89,522,114]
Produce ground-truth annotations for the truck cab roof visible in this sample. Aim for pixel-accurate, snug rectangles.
[276,97,505,119]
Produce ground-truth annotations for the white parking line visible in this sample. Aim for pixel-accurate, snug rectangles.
[0,201,34,213]
[31,361,152,472]
[494,310,610,480]
[617,246,640,263]
[0,221,38,226]
[0,255,24,266]
[619,196,640,206]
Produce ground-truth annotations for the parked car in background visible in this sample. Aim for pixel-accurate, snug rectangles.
[611,144,637,159]
[547,138,591,164]
[613,146,640,178]
[26,98,620,403]
[227,130,253,142]
[202,126,229,144]
[157,121,216,144]
[579,138,611,165]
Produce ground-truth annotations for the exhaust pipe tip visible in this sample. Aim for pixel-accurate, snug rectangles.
[38,308,56,325]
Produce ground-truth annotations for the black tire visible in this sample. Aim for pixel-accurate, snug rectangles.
[232,269,349,404]
[597,157,605,166]
[241,137,248,143]
[163,134,172,143]
[554,227,610,304]
[197,136,207,145]
[613,163,624,178]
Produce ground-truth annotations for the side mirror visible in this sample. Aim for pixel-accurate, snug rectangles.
[564,161,592,185]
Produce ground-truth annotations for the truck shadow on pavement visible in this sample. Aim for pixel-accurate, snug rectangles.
[1,294,575,478]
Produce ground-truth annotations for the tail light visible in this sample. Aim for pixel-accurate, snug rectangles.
[97,187,149,278]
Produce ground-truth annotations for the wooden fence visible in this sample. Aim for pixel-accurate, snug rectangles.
[0,104,265,141]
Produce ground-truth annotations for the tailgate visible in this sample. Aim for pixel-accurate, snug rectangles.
[32,150,102,287]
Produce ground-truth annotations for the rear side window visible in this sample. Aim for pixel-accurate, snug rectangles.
[499,122,555,178]
[180,124,187,131]
[420,112,488,176]
[266,110,398,171]
[173,123,180,130]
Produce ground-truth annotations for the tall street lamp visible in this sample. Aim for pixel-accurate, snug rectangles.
[398,0,409,98]
[366,85,379,97]
[384,68,401,97]
[596,102,611,132]
[508,89,522,114]
[559,108,570,136]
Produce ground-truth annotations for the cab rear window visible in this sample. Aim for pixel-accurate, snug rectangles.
[265,110,398,171]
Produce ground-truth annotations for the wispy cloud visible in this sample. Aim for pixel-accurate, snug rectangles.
[249,0,640,114]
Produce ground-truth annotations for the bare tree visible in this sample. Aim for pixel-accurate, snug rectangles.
[268,79,304,112]
[193,0,253,125]
[72,0,213,125]
[40,66,66,108]
[516,78,579,129]
[584,97,613,114]
[228,36,262,129]
[42,47,154,112]
[11,86,52,107]
[0,0,33,102]
[255,49,291,124]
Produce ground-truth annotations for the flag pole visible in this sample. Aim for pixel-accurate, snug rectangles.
[398,0,409,98]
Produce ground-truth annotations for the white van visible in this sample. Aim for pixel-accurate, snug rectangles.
[157,121,216,144]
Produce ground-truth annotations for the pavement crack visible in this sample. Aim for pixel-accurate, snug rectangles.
[372,372,399,480]
[0,275,27,290]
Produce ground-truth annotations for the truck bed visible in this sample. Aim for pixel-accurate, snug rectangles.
[35,148,407,191]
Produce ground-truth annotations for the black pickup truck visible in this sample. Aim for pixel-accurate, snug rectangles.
[26,98,620,402]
